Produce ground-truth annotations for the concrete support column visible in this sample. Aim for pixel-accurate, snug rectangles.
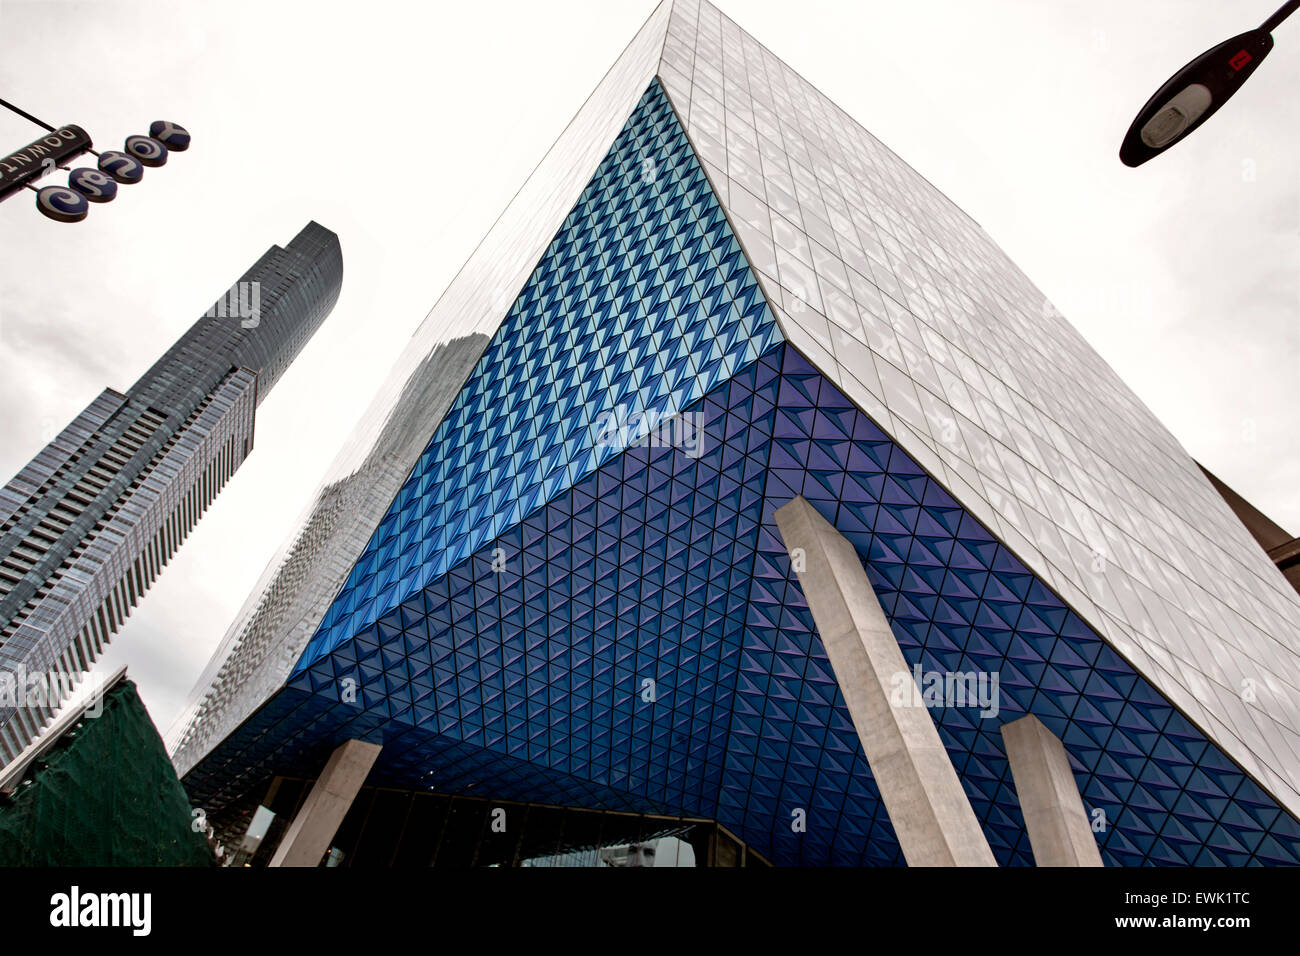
[1001,714,1103,866]
[773,495,996,867]
[268,738,382,867]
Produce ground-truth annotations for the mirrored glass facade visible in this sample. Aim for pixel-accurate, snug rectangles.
[178,2,1300,866]
[0,222,342,764]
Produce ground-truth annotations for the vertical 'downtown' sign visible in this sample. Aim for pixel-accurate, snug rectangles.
[0,126,93,202]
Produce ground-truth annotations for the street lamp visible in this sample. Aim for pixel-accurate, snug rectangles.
[1120,0,1298,167]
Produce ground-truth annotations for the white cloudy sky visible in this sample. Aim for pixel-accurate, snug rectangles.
[0,0,1296,741]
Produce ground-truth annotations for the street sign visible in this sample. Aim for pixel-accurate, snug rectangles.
[98,150,145,184]
[0,118,190,222]
[35,186,89,223]
[68,168,118,203]
[125,134,168,167]
[0,125,93,202]
[149,121,190,151]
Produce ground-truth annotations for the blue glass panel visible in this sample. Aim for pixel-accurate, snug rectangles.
[183,80,1300,869]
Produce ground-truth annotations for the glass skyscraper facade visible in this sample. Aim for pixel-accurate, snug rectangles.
[174,2,1300,866]
[0,222,343,765]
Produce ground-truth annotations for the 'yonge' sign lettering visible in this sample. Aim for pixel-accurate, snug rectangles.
[0,125,93,201]
[0,120,188,222]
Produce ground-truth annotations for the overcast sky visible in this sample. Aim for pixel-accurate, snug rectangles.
[0,0,1296,740]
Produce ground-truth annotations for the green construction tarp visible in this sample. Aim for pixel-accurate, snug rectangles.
[0,678,214,866]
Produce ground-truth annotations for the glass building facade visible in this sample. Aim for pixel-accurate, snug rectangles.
[0,222,343,765]
[176,2,1300,866]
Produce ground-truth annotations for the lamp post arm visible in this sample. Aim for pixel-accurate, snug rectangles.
[1261,0,1299,33]
[0,97,56,133]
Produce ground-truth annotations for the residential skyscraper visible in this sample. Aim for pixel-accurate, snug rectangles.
[0,221,343,765]
[175,2,1300,867]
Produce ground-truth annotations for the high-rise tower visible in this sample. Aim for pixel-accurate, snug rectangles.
[0,222,343,764]
[174,3,1300,867]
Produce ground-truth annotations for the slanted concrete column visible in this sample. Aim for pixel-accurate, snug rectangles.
[1001,714,1103,866]
[269,738,382,867]
[774,495,996,867]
